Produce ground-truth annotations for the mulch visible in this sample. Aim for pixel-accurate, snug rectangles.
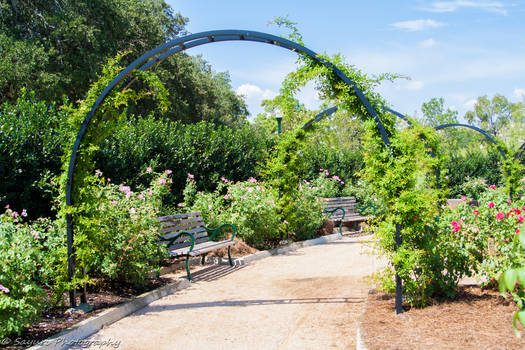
[361,285,525,350]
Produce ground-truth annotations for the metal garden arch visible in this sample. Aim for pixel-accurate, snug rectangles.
[65,30,394,307]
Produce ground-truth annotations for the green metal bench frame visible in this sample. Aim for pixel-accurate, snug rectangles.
[322,198,376,236]
[158,214,237,282]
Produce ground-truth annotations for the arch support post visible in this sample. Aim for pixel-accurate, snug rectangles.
[395,223,403,314]
[67,213,75,308]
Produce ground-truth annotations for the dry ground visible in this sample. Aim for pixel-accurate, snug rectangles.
[80,235,382,350]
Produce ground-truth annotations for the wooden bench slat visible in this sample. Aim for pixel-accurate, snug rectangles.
[164,237,210,251]
[159,216,204,227]
[160,221,206,233]
[162,226,207,238]
[189,240,237,255]
[167,240,236,257]
[321,196,356,201]
[157,212,202,221]
[158,211,237,281]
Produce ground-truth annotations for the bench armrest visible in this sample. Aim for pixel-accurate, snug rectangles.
[324,207,345,221]
[158,231,196,252]
[356,203,376,216]
[202,223,237,241]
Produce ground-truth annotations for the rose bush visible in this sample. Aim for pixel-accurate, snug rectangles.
[0,207,46,338]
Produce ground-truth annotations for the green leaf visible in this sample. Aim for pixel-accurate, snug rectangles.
[513,310,525,338]
[499,273,508,295]
[517,269,525,287]
[518,309,525,327]
[504,269,518,292]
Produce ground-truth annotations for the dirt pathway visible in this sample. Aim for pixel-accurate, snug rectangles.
[81,236,383,350]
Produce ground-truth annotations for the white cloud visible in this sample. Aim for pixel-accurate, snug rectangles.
[419,38,438,48]
[513,88,525,99]
[398,80,425,90]
[390,19,446,31]
[236,83,278,119]
[424,1,507,15]
[463,99,477,110]
[400,80,425,90]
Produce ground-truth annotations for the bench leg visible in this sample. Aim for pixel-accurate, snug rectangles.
[200,254,207,266]
[185,255,193,282]
[338,222,343,237]
[228,246,234,267]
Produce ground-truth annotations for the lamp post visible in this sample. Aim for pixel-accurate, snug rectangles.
[275,115,282,135]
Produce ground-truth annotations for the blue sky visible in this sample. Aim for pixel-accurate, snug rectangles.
[167,1,525,120]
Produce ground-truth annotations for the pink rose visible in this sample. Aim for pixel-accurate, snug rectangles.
[489,185,497,189]
[159,178,167,184]
[488,202,495,208]
[473,210,479,216]
[187,173,194,179]
[496,212,505,220]
[208,204,213,211]
[461,195,467,201]
[517,216,524,223]
[129,207,136,214]
[165,169,172,175]
[146,167,152,173]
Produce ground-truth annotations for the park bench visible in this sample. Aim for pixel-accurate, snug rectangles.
[321,196,376,236]
[157,212,237,282]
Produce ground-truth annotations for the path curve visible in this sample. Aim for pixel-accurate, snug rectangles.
[81,236,383,349]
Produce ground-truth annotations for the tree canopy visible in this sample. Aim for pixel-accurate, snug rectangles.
[0,0,247,126]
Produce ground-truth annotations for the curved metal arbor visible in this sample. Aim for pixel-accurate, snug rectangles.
[65,30,394,307]
[434,123,506,160]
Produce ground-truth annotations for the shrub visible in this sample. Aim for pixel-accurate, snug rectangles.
[444,148,503,198]
[95,117,271,204]
[81,170,171,285]
[291,184,325,241]
[0,90,69,218]
[181,176,281,249]
[0,208,46,338]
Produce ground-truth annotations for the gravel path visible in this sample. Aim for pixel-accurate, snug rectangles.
[81,235,383,350]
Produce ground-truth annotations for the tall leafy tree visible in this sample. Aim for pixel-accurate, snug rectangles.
[421,97,459,127]
[0,0,247,126]
[464,94,513,138]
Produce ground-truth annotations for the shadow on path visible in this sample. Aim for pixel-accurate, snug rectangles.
[191,263,247,282]
[141,296,366,314]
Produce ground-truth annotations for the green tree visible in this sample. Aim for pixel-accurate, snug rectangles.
[465,94,513,138]
[421,97,459,127]
[0,0,247,126]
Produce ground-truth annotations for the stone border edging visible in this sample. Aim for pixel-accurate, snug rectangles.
[28,279,190,350]
[29,232,348,350]
[356,288,373,350]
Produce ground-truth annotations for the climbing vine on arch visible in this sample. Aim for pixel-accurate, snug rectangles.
[273,19,464,306]
[57,53,170,291]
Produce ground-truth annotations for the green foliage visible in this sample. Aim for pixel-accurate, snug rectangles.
[182,176,281,249]
[262,128,312,238]
[0,90,70,218]
[364,122,450,306]
[0,209,46,338]
[421,97,459,127]
[95,116,270,203]
[58,53,169,290]
[83,170,170,285]
[0,0,185,103]
[465,94,514,138]
[0,0,247,126]
[444,147,503,198]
